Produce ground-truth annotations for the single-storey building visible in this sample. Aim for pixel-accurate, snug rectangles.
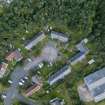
[25,75,43,97]
[6,50,23,62]
[51,31,69,43]
[0,62,8,78]
[76,40,89,54]
[84,67,105,102]
[50,98,65,105]
[69,52,86,65]
[25,32,46,50]
[25,83,43,97]
[48,65,71,85]
[68,39,89,65]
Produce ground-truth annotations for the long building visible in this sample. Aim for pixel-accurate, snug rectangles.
[51,31,69,43]
[25,75,43,97]
[76,40,89,54]
[68,39,89,65]
[84,67,105,102]
[48,65,71,85]
[0,62,8,78]
[69,52,86,65]
[50,98,65,105]
[25,32,46,50]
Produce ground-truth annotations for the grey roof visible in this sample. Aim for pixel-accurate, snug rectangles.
[76,41,89,53]
[84,67,105,86]
[68,52,86,65]
[92,83,105,97]
[51,31,69,43]
[25,32,45,50]
[84,67,105,102]
[68,40,89,65]
[48,65,71,85]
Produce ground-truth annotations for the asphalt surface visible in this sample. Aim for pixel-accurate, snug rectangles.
[4,59,43,105]
[4,44,58,105]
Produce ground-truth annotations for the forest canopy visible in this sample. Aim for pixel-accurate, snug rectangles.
[0,0,104,66]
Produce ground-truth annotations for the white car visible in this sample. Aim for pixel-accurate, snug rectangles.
[8,80,13,84]
[20,79,25,83]
[2,94,6,99]
[38,63,44,69]
[18,82,24,86]
[24,76,28,80]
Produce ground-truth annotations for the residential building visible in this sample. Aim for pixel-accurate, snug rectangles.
[25,83,43,97]
[68,39,89,65]
[84,67,105,102]
[0,62,8,78]
[25,32,46,50]
[25,75,43,97]
[50,98,65,105]
[76,40,89,54]
[6,50,23,62]
[48,65,71,85]
[69,52,86,65]
[51,31,69,43]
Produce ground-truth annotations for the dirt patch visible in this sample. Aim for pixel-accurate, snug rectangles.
[41,44,58,63]
[78,84,93,102]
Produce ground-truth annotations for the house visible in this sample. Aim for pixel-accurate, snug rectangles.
[76,40,89,54]
[25,75,43,97]
[84,67,105,102]
[25,83,43,97]
[50,98,65,105]
[68,39,89,65]
[25,32,46,50]
[0,62,8,78]
[6,50,23,62]
[51,31,69,43]
[69,52,86,65]
[48,65,71,85]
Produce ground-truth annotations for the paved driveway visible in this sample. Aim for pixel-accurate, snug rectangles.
[4,59,43,105]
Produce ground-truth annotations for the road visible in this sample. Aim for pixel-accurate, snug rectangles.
[4,58,43,105]
[4,44,58,105]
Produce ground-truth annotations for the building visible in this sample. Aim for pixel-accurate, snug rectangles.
[88,59,95,65]
[6,50,23,62]
[25,32,46,50]
[50,98,65,105]
[76,40,89,54]
[48,65,71,85]
[69,52,86,65]
[68,39,89,65]
[0,0,13,4]
[25,75,43,97]
[25,83,43,97]
[51,31,69,43]
[0,62,8,78]
[84,67,105,102]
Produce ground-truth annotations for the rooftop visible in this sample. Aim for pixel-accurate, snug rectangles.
[69,52,85,63]
[6,50,23,62]
[84,67,105,86]
[76,40,89,53]
[25,32,46,50]
[48,65,71,85]
[84,67,105,102]
[51,31,69,43]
